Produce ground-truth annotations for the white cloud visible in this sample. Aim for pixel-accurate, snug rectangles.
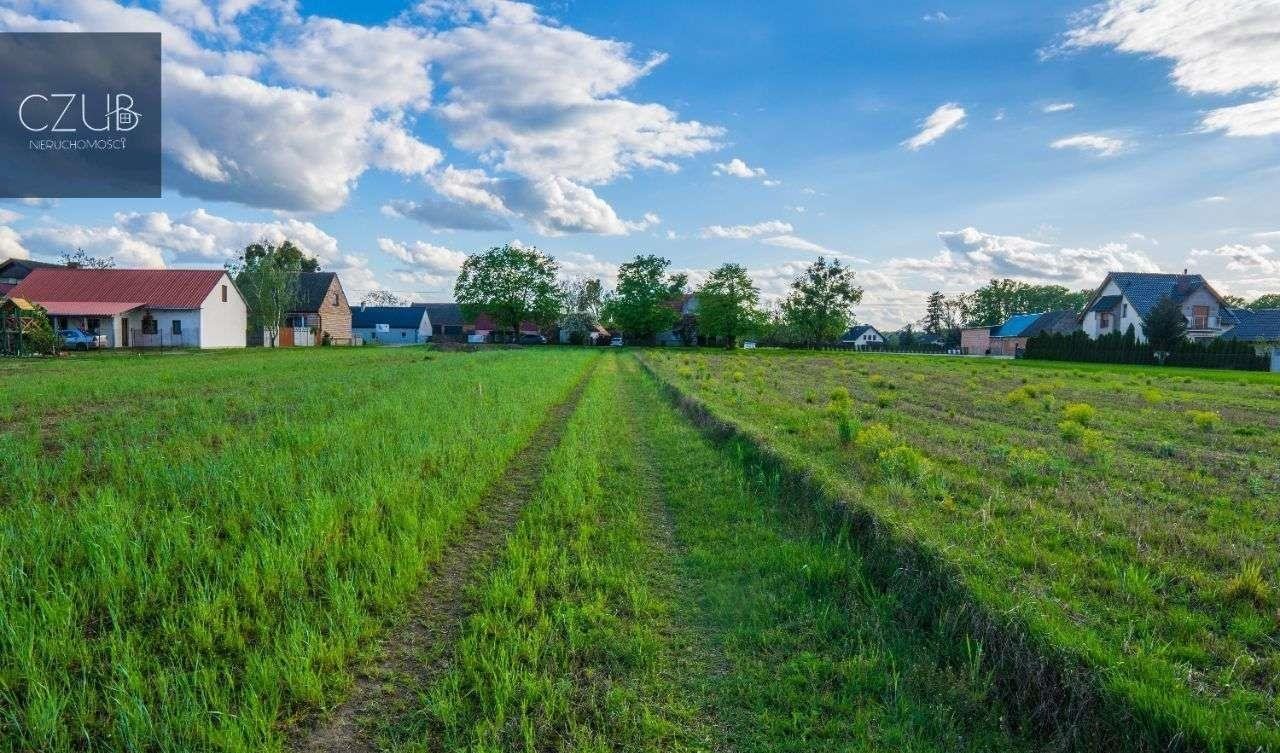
[700,220,794,239]
[624,212,662,232]
[0,209,22,224]
[761,179,781,187]
[761,235,840,255]
[902,103,966,150]
[377,237,468,275]
[1061,0,1280,136]
[922,11,950,22]
[1042,101,1076,113]
[1189,243,1280,276]
[0,226,29,260]
[1050,133,1126,156]
[1198,195,1228,203]
[713,158,766,179]
[1252,230,1280,240]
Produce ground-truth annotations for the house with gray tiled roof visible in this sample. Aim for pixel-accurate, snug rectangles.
[1081,272,1237,344]
[1222,308,1280,352]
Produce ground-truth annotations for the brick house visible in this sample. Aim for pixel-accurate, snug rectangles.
[272,272,352,346]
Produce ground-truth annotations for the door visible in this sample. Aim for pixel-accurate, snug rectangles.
[279,327,294,347]
[120,318,128,347]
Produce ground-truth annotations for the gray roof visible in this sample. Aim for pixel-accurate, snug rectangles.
[1089,294,1122,313]
[294,272,340,312]
[1023,309,1079,337]
[841,324,879,341]
[1224,309,1280,342]
[1100,273,1228,322]
[416,302,463,326]
[352,305,428,329]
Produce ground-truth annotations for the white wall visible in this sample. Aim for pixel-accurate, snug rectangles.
[199,273,248,348]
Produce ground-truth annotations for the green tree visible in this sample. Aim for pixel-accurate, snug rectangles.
[227,242,304,347]
[1221,294,1248,309]
[779,257,863,344]
[244,239,321,272]
[361,289,408,306]
[920,291,946,334]
[1248,293,1280,310]
[454,245,562,341]
[898,323,916,348]
[1143,296,1188,351]
[560,278,605,343]
[965,279,1088,326]
[60,248,115,269]
[602,254,687,341]
[697,263,762,348]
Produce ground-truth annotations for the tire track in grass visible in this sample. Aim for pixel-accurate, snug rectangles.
[289,361,597,753]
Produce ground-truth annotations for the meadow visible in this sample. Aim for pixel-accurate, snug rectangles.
[640,349,1280,751]
[2,345,1276,751]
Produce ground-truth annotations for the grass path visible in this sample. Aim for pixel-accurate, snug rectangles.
[290,362,598,752]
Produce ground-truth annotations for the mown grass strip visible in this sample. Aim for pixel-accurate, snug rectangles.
[382,355,713,752]
[637,353,1198,752]
[624,357,1031,753]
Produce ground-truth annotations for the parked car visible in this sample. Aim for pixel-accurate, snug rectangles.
[59,328,106,351]
[742,340,757,349]
[519,333,547,345]
[610,336,624,347]
[466,332,487,344]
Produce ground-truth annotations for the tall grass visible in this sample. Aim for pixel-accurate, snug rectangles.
[0,347,596,751]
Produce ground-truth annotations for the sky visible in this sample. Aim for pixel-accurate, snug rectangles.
[1,0,1278,327]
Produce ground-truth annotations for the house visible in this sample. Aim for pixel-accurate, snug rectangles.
[0,258,62,298]
[470,313,541,342]
[1082,272,1235,343]
[840,324,885,349]
[989,309,1078,356]
[271,272,352,346]
[351,305,431,344]
[960,325,999,355]
[8,267,247,348]
[657,294,699,345]
[418,303,465,340]
[1222,308,1280,354]
[559,321,611,344]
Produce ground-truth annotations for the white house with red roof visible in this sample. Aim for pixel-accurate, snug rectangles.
[8,268,247,348]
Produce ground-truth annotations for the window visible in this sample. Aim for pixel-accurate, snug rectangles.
[172,320,182,335]
[1192,305,1209,329]
[86,318,99,334]
[333,292,339,306]
[221,285,228,302]
[56,316,67,329]
[141,316,158,335]
[1100,312,1111,329]
[1122,303,1128,318]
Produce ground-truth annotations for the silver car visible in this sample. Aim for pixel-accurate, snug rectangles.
[59,328,106,351]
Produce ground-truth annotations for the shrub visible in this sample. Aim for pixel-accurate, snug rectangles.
[1063,402,1097,426]
[1154,440,1178,459]
[1186,409,1221,431]
[732,371,745,382]
[1081,429,1108,459]
[1058,420,1085,443]
[804,389,817,404]
[1141,388,1164,404]
[1224,562,1270,606]
[837,414,857,446]
[878,445,931,483]
[854,424,896,461]
[875,393,894,408]
[829,386,851,403]
[677,366,694,379]
[1005,387,1031,405]
[1008,447,1053,486]
[868,374,895,390]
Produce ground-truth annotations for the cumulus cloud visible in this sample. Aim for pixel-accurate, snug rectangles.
[713,158,766,179]
[1060,0,1280,136]
[902,103,966,150]
[0,209,22,224]
[921,226,1161,284]
[1189,243,1280,276]
[377,237,468,275]
[0,226,29,259]
[1042,101,1076,113]
[760,235,840,255]
[700,220,794,239]
[922,11,950,22]
[1050,133,1126,156]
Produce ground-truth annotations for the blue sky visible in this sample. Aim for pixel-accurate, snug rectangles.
[2,0,1278,325]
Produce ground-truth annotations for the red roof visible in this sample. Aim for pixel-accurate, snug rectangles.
[39,301,145,316]
[10,269,228,310]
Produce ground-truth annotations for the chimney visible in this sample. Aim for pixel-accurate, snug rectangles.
[1183,268,1188,275]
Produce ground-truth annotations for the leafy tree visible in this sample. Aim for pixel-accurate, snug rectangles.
[1248,293,1280,310]
[920,291,946,334]
[697,263,762,348]
[1143,296,1188,351]
[965,279,1088,326]
[361,289,408,306]
[603,254,687,341]
[1221,294,1248,309]
[454,244,562,341]
[227,242,304,347]
[60,248,115,269]
[898,323,917,348]
[566,278,604,319]
[244,239,320,272]
[779,257,863,344]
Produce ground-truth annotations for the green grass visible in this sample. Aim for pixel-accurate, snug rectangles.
[0,346,597,751]
[641,349,1280,751]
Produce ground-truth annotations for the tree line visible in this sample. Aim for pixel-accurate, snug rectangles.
[453,245,864,347]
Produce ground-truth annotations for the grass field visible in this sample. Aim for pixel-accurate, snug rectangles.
[1,346,1276,751]
[641,349,1280,751]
